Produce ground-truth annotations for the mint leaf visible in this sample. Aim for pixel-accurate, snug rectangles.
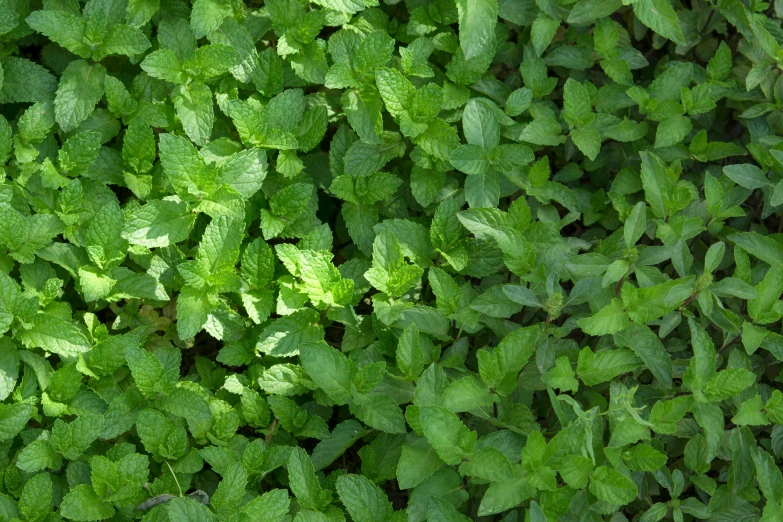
[54,60,105,133]
[336,474,394,522]
[59,485,114,521]
[456,0,498,60]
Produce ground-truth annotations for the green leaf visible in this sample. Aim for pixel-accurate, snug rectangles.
[159,132,210,197]
[729,232,783,266]
[87,201,127,270]
[287,447,330,511]
[707,42,732,81]
[19,473,52,522]
[165,497,215,521]
[558,455,593,489]
[300,342,355,405]
[240,489,290,521]
[397,437,444,489]
[59,485,114,521]
[456,0,499,60]
[350,394,406,434]
[624,202,647,248]
[126,0,160,28]
[0,403,32,441]
[654,115,692,148]
[365,230,424,297]
[94,24,151,60]
[577,298,629,336]
[16,437,58,472]
[531,15,559,56]
[18,314,91,358]
[311,420,365,472]
[460,447,514,482]
[462,99,500,149]
[91,453,149,502]
[633,0,686,45]
[375,68,415,118]
[577,347,641,386]
[589,466,638,505]
[639,151,668,219]
[140,49,186,84]
[419,406,475,465]
[732,395,770,426]
[191,0,233,39]
[703,368,756,402]
[748,263,783,324]
[172,82,214,147]
[397,323,424,381]
[212,462,248,513]
[571,128,601,160]
[194,214,244,281]
[623,444,667,472]
[122,199,196,247]
[614,323,673,387]
[256,309,324,357]
[506,88,533,116]
[335,474,394,522]
[428,496,472,521]
[176,286,217,339]
[563,79,593,127]
[477,469,536,516]
[26,10,90,58]
[54,60,105,133]
[442,375,494,412]
[723,164,770,190]
[541,356,579,393]
[0,340,18,402]
[465,170,500,208]
[450,144,489,175]
[649,396,694,434]
[0,57,57,103]
[124,344,165,398]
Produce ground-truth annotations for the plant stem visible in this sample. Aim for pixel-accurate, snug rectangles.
[680,291,699,310]
[165,461,183,497]
[718,334,741,355]
[265,418,279,446]
[614,274,626,298]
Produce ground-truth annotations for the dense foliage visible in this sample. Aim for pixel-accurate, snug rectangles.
[0,0,783,520]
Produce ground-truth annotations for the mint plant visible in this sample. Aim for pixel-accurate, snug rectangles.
[0,0,781,520]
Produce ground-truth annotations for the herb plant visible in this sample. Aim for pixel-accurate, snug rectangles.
[0,0,781,520]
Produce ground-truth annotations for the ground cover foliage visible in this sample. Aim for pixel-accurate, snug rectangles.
[0,0,783,520]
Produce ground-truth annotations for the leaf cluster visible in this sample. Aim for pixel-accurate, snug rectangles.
[0,0,782,521]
